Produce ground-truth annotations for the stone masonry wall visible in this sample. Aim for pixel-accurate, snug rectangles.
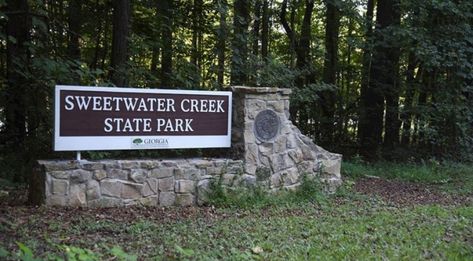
[32,86,342,207]
[33,159,243,207]
[231,86,342,191]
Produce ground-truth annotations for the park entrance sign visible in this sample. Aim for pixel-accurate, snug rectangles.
[54,85,232,151]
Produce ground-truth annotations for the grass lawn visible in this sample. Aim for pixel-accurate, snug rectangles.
[0,161,472,260]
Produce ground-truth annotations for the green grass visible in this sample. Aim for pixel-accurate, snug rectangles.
[1,162,472,260]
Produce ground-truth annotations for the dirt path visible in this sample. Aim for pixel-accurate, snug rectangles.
[354,177,472,206]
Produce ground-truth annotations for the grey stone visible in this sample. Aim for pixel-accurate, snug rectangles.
[245,162,257,175]
[175,168,200,180]
[140,161,160,169]
[69,184,86,207]
[239,174,256,187]
[101,180,122,198]
[288,150,302,164]
[227,164,244,175]
[274,135,287,153]
[120,161,141,170]
[50,171,69,179]
[93,170,107,181]
[41,161,78,171]
[142,179,158,197]
[102,161,121,170]
[88,197,122,208]
[130,169,146,183]
[161,161,178,167]
[139,196,159,206]
[176,193,194,206]
[175,180,195,193]
[197,179,212,205]
[221,174,236,186]
[70,169,92,184]
[194,160,213,168]
[270,153,292,172]
[245,99,266,119]
[258,142,273,157]
[268,100,284,113]
[159,192,176,206]
[206,167,223,176]
[86,180,101,201]
[270,173,283,188]
[51,179,68,195]
[158,177,174,191]
[121,182,143,199]
[108,169,128,180]
[283,168,299,186]
[150,168,174,179]
[245,143,258,164]
[81,162,104,171]
[46,195,68,206]
[286,135,298,149]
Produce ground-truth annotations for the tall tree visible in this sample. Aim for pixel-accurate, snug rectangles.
[357,0,375,145]
[4,0,31,181]
[320,0,341,144]
[261,0,270,60]
[109,0,131,86]
[230,0,249,85]
[158,0,173,87]
[379,0,401,148]
[358,0,401,158]
[280,0,314,125]
[252,0,261,57]
[280,0,315,86]
[217,0,228,88]
[191,0,203,87]
[67,0,82,83]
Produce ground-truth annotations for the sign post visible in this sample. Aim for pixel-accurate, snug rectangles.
[54,85,232,151]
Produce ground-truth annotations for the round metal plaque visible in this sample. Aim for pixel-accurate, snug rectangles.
[254,109,280,141]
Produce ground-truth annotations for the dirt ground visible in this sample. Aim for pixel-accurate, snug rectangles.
[353,177,472,206]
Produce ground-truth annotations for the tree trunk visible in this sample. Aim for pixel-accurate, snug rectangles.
[380,0,401,149]
[261,0,269,60]
[67,0,82,83]
[217,0,228,89]
[400,52,417,146]
[359,0,401,158]
[320,0,341,144]
[280,0,314,126]
[252,0,261,57]
[4,0,30,182]
[357,0,375,146]
[230,0,249,85]
[158,0,173,87]
[109,0,131,86]
[191,0,203,86]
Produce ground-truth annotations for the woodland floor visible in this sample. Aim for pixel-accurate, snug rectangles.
[0,162,472,260]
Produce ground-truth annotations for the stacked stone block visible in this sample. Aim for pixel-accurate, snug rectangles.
[231,86,342,192]
[35,159,243,207]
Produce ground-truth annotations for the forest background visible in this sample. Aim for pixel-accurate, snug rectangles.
[1,0,473,182]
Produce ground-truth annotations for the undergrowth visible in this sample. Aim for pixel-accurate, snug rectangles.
[206,173,328,209]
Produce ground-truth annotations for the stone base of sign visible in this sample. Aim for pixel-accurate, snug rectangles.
[231,86,342,191]
[31,86,342,207]
[30,159,244,207]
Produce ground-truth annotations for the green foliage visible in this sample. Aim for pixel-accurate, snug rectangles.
[1,0,473,183]
[206,172,327,209]
[0,243,137,261]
